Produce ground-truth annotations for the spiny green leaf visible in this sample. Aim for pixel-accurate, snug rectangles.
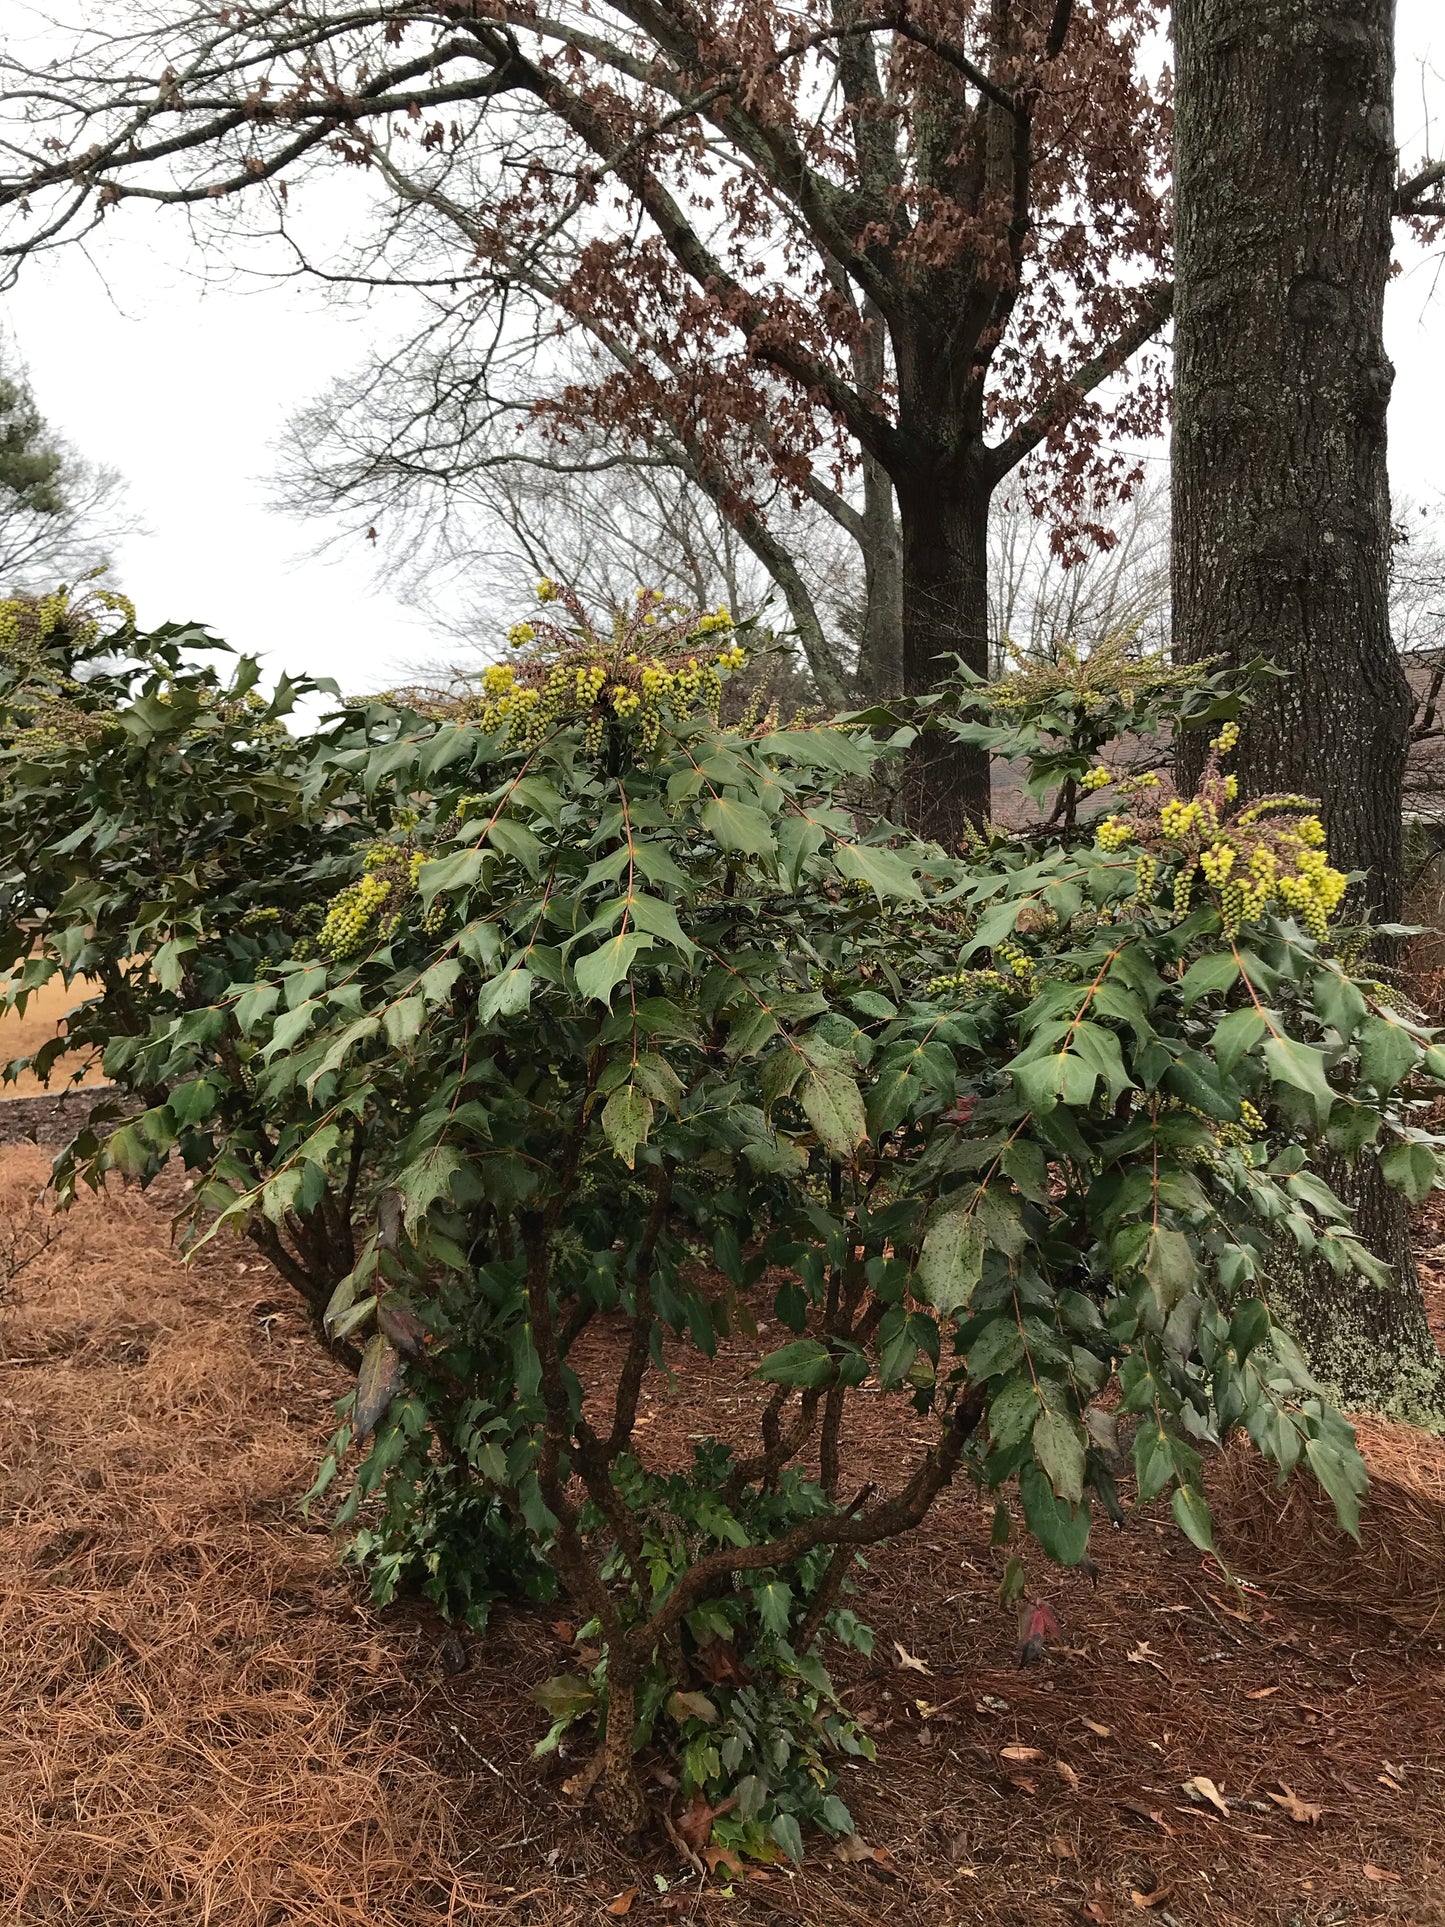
[701,796,776,858]
[574,932,650,1005]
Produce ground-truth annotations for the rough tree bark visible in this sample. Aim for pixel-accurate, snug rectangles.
[894,462,995,831]
[1173,0,1445,1421]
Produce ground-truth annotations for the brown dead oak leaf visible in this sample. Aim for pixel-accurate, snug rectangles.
[1267,1785,1321,1826]
[1126,1641,1169,1676]
[893,1640,930,1675]
[1130,1886,1172,1910]
[605,1890,639,1917]
[836,1836,900,1878]
[1000,1745,1046,1765]
[676,1789,737,1853]
[1364,1865,1403,1884]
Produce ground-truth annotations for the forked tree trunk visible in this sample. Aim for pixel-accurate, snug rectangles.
[895,464,994,844]
[1173,0,1445,1422]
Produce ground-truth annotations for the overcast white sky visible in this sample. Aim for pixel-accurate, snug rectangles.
[1,1,1442,697]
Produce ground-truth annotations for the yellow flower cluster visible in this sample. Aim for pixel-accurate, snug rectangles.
[455,585,750,759]
[989,629,1201,714]
[993,937,1035,981]
[1134,748,1348,940]
[318,840,442,959]
[1081,766,1113,792]
[1199,842,1235,885]
[318,870,392,959]
[1161,798,1205,839]
[1095,816,1133,852]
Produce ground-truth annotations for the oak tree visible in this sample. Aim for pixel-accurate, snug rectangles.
[0,0,1174,836]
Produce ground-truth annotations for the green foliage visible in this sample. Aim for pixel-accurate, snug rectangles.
[7,584,1445,1857]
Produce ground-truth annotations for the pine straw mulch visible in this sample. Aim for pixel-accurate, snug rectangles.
[3,1145,1445,1927]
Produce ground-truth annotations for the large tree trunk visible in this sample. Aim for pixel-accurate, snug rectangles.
[1172,0,1409,917]
[894,463,993,843]
[1173,0,1445,1422]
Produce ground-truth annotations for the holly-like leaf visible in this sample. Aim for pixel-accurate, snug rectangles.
[602,1084,653,1170]
[1262,1037,1335,1129]
[574,932,650,1004]
[916,1210,985,1314]
[833,841,924,902]
[1379,1138,1439,1204]
[1033,1408,1086,1505]
[1358,1014,1421,1097]
[756,1339,834,1388]
[702,796,775,857]
[800,1066,867,1157]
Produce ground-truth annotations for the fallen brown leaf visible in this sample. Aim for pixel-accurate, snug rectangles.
[1080,1717,1112,1739]
[1267,1785,1321,1826]
[676,1787,737,1853]
[605,1890,639,1916]
[1130,1886,1172,1910]
[1363,1864,1402,1884]
[1244,1685,1281,1700]
[1120,1802,1176,1837]
[1081,1903,1115,1924]
[1182,1774,1230,1818]
[893,1640,930,1675]
[1007,1776,1039,1794]
[551,1620,576,1644]
[703,1843,743,1878]
[1056,1759,1081,1791]
[835,1834,876,1865]
[1000,1744,1046,1764]
[1127,1641,1168,1675]
[1051,1835,1078,1860]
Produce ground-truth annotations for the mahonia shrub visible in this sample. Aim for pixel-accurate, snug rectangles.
[0,594,386,1333]
[8,588,1445,1862]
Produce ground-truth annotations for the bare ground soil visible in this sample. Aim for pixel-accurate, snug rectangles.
[3,1143,1445,1927]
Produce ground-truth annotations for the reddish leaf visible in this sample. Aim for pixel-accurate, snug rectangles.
[353,1334,402,1439]
[1017,1597,1063,1666]
[605,1888,638,1915]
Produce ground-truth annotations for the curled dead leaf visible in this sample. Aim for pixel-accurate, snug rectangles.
[1244,1684,1281,1699]
[1000,1744,1046,1764]
[1056,1758,1081,1790]
[1181,1774,1230,1817]
[1130,1885,1172,1910]
[893,1640,930,1675]
[1363,1864,1402,1884]
[605,1889,639,1916]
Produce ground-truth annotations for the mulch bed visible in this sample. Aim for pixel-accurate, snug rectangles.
[2,1143,1444,1926]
